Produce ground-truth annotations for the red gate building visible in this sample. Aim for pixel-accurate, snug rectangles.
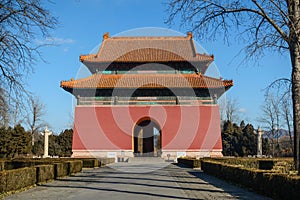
[60,32,233,161]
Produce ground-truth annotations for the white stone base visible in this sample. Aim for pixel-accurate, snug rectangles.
[72,149,222,162]
[161,149,223,162]
[72,150,134,162]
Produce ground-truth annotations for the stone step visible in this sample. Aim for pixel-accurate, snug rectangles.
[127,157,165,163]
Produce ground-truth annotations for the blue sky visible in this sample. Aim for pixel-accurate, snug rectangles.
[28,0,291,133]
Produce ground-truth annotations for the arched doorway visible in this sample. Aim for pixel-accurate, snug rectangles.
[133,118,161,157]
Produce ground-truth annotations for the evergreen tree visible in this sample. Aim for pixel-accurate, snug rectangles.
[0,125,31,158]
[33,129,73,157]
[57,129,73,157]
[222,120,269,157]
[32,134,44,156]
[241,124,256,156]
[240,120,245,130]
[222,121,236,156]
[12,124,32,157]
[0,127,12,158]
[49,134,61,157]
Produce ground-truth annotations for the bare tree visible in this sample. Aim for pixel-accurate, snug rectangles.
[282,98,293,152]
[26,96,46,146]
[259,94,281,156]
[0,88,9,127]
[166,0,300,172]
[0,0,57,115]
[219,96,240,123]
[266,78,293,153]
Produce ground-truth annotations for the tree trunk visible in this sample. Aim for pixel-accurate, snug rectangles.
[288,0,300,174]
[291,52,300,173]
[284,108,294,153]
[289,42,300,172]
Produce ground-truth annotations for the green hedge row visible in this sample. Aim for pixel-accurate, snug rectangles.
[81,158,101,168]
[177,158,201,168]
[54,162,69,178]
[201,160,300,200]
[79,158,115,168]
[203,157,295,171]
[36,165,55,184]
[0,161,4,171]
[0,167,36,194]
[69,160,83,174]
[98,158,115,166]
[0,158,115,171]
[0,160,83,195]
[0,158,114,196]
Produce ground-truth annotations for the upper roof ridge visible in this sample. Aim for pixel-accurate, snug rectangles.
[102,32,193,40]
[80,31,214,74]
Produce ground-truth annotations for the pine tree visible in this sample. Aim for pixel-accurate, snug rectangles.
[222,120,269,157]
[58,129,73,157]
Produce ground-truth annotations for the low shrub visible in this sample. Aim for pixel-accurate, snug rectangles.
[204,157,295,171]
[260,172,300,200]
[98,158,115,166]
[0,171,4,193]
[0,167,36,194]
[0,158,85,195]
[201,160,300,200]
[0,161,4,171]
[36,165,55,184]
[81,158,99,168]
[177,158,201,168]
[258,160,274,170]
[68,160,83,174]
[54,162,69,178]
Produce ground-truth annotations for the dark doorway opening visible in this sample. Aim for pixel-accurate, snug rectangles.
[133,119,161,157]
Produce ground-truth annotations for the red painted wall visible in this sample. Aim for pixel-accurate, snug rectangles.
[72,105,222,152]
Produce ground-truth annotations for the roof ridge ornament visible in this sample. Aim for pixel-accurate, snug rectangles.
[103,32,110,40]
[187,31,193,38]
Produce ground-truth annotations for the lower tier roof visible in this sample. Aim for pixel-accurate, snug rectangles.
[60,73,233,92]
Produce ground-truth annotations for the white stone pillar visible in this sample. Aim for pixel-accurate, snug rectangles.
[41,127,52,158]
[257,127,264,157]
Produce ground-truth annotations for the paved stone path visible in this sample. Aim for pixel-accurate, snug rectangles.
[5,163,271,200]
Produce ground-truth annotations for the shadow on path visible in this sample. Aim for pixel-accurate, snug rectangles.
[174,164,270,200]
[5,163,271,200]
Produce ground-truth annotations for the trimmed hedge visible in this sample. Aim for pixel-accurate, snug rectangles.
[81,158,99,168]
[204,157,259,169]
[201,160,300,200]
[203,157,295,171]
[4,160,55,170]
[262,173,300,199]
[98,158,115,166]
[258,160,274,170]
[177,158,201,168]
[1,157,115,171]
[0,167,36,193]
[0,161,4,171]
[0,157,116,195]
[74,158,115,168]
[0,159,84,195]
[36,165,55,184]
[0,171,3,193]
[54,162,69,178]
[68,160,83,174]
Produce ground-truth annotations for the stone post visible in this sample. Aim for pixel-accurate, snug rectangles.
[257,127,264,157]
[41,126,52,158]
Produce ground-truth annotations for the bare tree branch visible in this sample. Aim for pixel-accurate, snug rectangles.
[0,0,57,125]
[166,0,300,171]
[26,96,46,145]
